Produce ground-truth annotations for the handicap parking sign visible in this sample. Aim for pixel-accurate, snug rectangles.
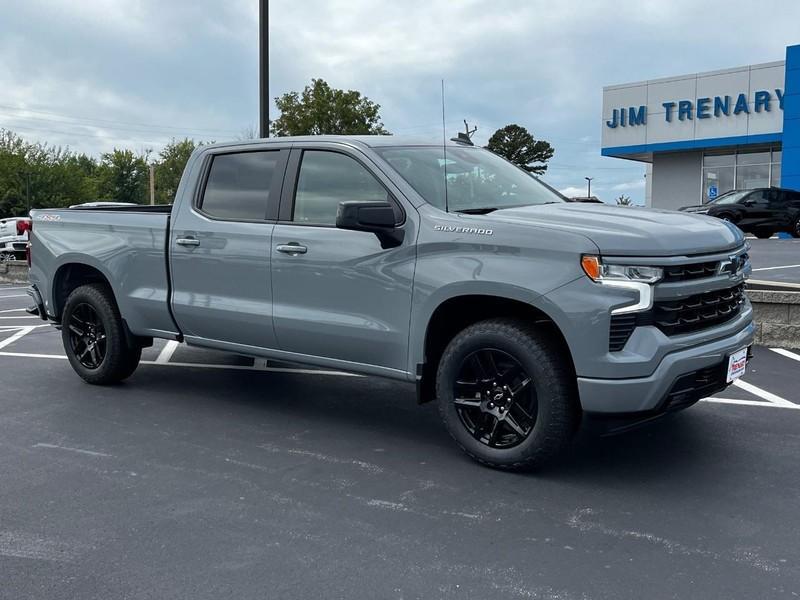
[708,185,718,200]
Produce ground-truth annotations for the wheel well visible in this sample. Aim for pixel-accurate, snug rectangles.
[52,263,112,320]
[418,295,574,404]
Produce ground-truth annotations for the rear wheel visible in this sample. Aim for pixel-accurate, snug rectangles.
[436,318,579,470]
[754,228,774,239]
[62,284,141,385]
[0,251,15,262]
[791,217,800,238]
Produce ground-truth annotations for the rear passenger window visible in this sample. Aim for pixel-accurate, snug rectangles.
[201,151,280,220]
[293,151,389,225]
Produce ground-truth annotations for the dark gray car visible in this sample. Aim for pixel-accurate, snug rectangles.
[27,136,754,469]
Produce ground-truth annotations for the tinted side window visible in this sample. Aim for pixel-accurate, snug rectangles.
[745,191,767,205]
[201,151,279,220]
[293,151,389,225]
[768,191,786,207]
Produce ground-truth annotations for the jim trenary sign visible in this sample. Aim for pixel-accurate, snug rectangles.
[606,88,784,128]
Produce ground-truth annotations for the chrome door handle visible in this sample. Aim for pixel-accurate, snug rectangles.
[276,243,307,255]
[176,237,200,247]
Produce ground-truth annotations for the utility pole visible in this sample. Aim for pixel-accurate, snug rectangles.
[584,176,593,200]
[258,0,269,138]
[149,164,155,205]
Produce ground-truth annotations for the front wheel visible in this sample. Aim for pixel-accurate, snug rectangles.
[62,283,141,385]
[0,251,15,263]
[791,217,800,238]
[436,318,579,470]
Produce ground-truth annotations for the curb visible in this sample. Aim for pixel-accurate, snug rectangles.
[747,289,800,350]
[0,261,29,284]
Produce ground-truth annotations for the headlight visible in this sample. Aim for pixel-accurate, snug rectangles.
[581,256,663,283]
[581,256,661,315]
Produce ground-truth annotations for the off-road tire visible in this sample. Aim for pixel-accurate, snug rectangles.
[61,283,141,385]
[436,318,579,470]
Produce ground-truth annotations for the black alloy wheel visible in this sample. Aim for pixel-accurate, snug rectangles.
[67,302,108,369]
[452,348,537,449]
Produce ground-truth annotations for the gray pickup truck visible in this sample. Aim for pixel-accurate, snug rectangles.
[27,136,754,469]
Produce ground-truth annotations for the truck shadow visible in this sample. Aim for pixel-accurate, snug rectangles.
[117,364,732,486]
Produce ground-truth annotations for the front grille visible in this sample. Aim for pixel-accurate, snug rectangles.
[662,260,719,282]
[608,283,745,351]
[661,363,727,412]
[653,284,745,336]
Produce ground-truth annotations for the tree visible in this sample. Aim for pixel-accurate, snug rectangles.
[485,124,554,175]
[271,78,390,136]
[616,194,633,206]
[96,149,150,204]
[154,138,199,203]
[0,129,99,215]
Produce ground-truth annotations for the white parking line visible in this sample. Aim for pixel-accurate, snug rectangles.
[0,327,37,350]
[770,348,800,363]
[751,264,800,272]
[702,397,800,409]
[732,379,798,408]
[0,295,29,299]
[0,316,38,319]
[0,309,27,313]
[154,340,179,364]
[0,286,29,290]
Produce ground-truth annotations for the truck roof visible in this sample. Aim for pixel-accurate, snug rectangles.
[203,135,474,151]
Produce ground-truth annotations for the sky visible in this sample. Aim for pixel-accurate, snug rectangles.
[2,0,800,204]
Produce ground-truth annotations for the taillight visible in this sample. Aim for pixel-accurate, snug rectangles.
[26,221,32,267]
[16,219,32,236]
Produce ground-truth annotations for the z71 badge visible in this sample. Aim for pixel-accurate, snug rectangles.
[434,225,493,236]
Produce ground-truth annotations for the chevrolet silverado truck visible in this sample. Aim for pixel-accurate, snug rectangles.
[27,136,754,469]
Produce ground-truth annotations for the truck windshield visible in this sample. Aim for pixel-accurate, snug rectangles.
[376,146,563,212]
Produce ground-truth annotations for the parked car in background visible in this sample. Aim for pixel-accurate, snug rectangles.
[680,187,800,238]
[0,217,32,261]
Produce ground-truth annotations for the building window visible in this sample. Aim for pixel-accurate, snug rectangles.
[702,147,782,203]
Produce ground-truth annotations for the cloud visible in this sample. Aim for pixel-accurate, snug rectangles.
[611,179,646,192]
[558,186,590,198]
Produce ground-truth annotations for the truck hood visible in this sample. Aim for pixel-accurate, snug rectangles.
[483,203,744,256]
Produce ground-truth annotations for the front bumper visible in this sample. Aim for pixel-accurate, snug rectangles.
[578,316,755,414]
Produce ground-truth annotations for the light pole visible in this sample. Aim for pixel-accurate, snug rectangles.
[584,176,593,200]
[258,0,269,138]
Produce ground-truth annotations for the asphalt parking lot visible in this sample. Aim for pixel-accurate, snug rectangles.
[1,283,799,599]
[747,237,800,285]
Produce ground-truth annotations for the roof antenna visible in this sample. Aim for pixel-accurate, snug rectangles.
[440,79,449,213]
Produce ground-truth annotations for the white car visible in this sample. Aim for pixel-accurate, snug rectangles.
[0,217,32,262]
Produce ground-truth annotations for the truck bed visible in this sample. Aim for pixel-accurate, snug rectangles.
[28,207,178,339]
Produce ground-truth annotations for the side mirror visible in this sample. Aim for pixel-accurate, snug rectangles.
[742,200,754,207]
[336,201,404,248]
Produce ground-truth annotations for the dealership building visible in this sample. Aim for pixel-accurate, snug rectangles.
[601,44,800,209]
